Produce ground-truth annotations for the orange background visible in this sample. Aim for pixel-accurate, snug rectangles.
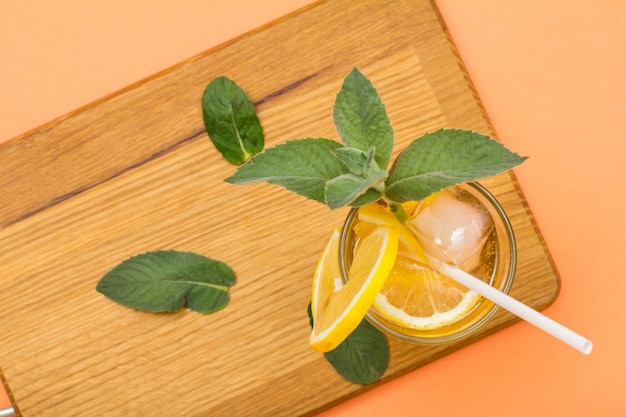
[1,1,624,415]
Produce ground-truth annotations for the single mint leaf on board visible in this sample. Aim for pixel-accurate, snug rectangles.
[333,68,394,170]
[307,303,389,384]
[96,250,236,314]
[202,76,264,164]
[225,138,350,205]
[385,129,527,202]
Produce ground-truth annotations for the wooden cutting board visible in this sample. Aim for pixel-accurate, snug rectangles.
[0,0,560,415]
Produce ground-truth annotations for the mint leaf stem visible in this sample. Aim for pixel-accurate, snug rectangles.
[388,202,410,224]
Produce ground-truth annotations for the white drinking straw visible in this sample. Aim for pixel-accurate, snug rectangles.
[0,407,15,417]
[430,256,593,354]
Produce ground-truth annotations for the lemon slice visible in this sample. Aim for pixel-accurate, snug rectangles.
[356,202,480,330]
[373,255,479,329]
[356,203,426,262]
[309,226,399,352]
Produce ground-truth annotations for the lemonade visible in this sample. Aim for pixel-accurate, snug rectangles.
[338,182,516,344]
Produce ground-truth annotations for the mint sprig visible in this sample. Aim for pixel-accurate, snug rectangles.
[223,67,526,210]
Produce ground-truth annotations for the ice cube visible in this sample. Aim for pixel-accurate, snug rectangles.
[408,188,493,270]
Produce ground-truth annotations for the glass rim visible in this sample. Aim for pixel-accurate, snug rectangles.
[339,181,517,344]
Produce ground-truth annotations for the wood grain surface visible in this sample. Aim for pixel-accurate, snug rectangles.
[0,0,560,415]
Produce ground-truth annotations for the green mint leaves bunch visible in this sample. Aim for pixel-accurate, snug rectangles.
[208,68,526,212]
[201,68,526,385]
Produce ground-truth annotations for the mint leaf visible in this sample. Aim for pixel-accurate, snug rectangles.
[332,147,373,176]
[308,303,389,384]
[385,129,527,202]
[324,319,389,384]
[326,152,388,209]
[326,172,385,209]
[225,138,350,204]
[333,68,394,169]
[202,76,264,164]
[350,188,383,206]
[96,250,236,313]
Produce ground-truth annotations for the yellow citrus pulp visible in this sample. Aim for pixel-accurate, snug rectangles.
[309,226,399,353]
